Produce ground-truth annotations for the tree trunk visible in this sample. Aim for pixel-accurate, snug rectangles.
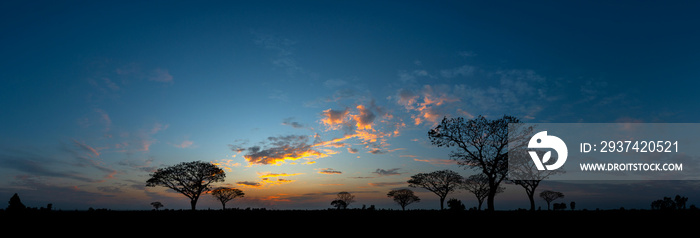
[190,199,198,211]
[439,197,445,210]
[487,176,497,211]
[526,188,536,211]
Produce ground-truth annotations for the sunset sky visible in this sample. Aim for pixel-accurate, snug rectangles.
[2,0,700,211]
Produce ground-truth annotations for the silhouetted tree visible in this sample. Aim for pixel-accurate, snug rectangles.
[462,173,504,210]
[570,201,576,211]
[333,192,355,209]
[151,201,164,211]
[146,161,226,210]
[211,187,245,210]
[331,200,347,210]
[7,193,26,212]
[553,202,567,211]
[428,115,527,211]
[675,195,688,209]
[507,123,564,211]
[408,169,463,210]
[387,189,420,211]
[540,190,564,210]
[651,195,688,210]
[447,198,466,211]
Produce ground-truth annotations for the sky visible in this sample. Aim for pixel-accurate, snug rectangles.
[2,0,700,211]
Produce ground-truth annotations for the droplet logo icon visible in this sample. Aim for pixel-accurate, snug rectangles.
[528,131,567,170]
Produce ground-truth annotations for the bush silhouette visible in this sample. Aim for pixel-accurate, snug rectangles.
[7,193,26,212]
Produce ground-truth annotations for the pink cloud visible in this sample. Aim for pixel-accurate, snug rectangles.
[72,139,101,158]
[174,140,194,148]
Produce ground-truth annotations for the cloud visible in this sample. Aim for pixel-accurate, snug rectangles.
[352,105,375,130]
[173,140,194,149]
[72,139,101,158]
[102,78,120,91]
[94,108,112,132]
[323,79,347,88]
[0,155,96,183]
[394,67,551,125]
[262,178,296,186]
[368,182,407,187]
[440,65,475,78]
[318,168,342,174]
[347,147,359,154]
[231,135,330,166]
[396,85,461,126]
[397,69,433,83]
[413,158,458,165]
[318,101,402,154]
[149,68,173,83]
[282,117,305,129]
[373,168,401,176]
[237,181,262,187]
[253,33,305,76]
[320,108,352,132]
[150,123,169,134]
[258,172,304,178]
[212,159,241,172]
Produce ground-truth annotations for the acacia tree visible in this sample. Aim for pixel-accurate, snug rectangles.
[428,115,526,211]
[332,191,355,209]
[539,190,564,210]
[387,189,420,211]
[211,187,245,210]
[507,123,563,211]
[150,201,164,211]
[407,169,463,210]
[331,200,346,210]
[462,174,504,210]
[146,161,226,210]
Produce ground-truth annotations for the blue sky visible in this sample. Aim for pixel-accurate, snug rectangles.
[2,0,700,210]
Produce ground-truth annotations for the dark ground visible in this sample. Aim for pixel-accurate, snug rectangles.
[1,208,694,233]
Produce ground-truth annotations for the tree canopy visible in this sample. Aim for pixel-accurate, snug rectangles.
[387,189,420,211]
[539,190,564,210]
[428,115,525,211]
[146,160,226,210]
[408,169,463,210]
[211,187,245,210]
[331,191,355,209]
[462,174,504,210]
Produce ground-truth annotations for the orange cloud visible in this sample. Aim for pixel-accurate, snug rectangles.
[260,195,292,202]
[398,85,461,126]
[237,135,331,166]
[318,103,402,155]
[352,105,375,130]
[258,172,304,178]
[212,159,241,172]
[320,108,350,130]
[261,177,296,186]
